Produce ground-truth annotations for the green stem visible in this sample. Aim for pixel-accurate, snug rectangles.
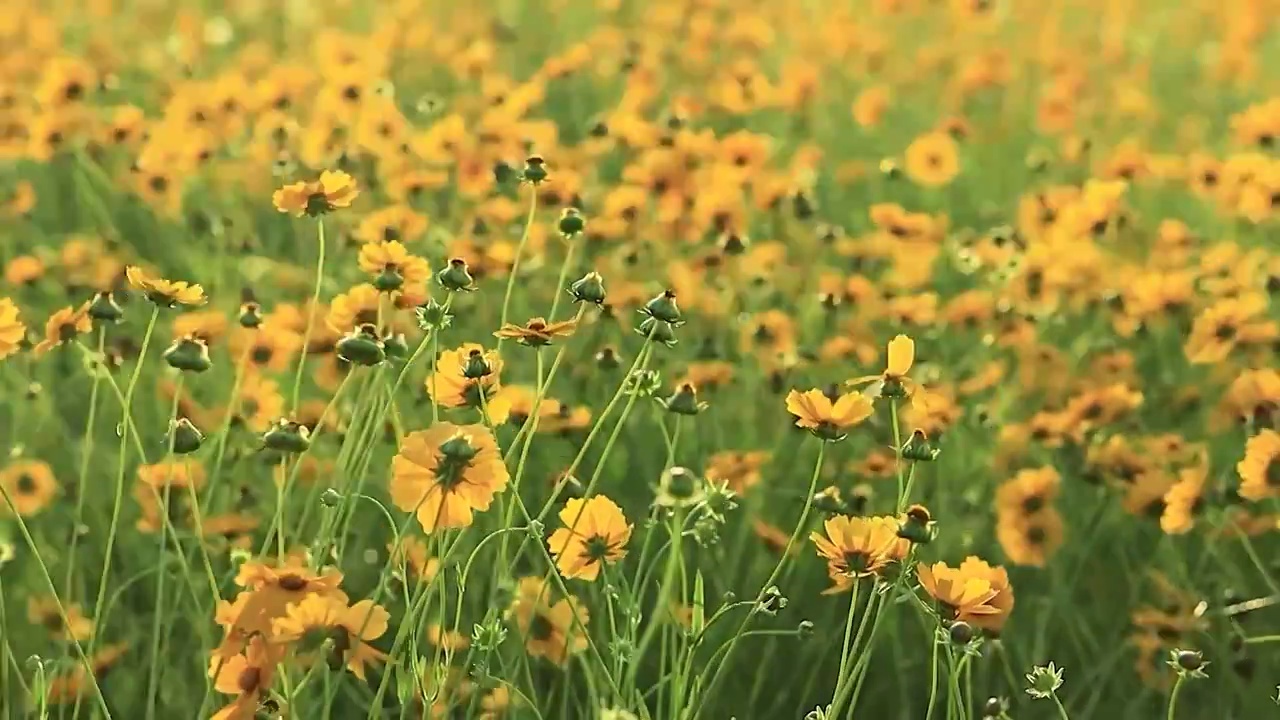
[144,374,185,719]
[1163,676,1182,720]
[63,327,105,601]
[497,188,539,348]
[290,217,327,414]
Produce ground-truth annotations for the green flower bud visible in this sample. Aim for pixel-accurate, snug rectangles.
[168,417,204,454]
[262,419,312,454]
[374,266,405,292]
[641,289,682,325]
[415,297,453,330]
[88,291,124,323]
[335,325,386,366]
[521,155,548,185]
[238,301,263,329]
[901,429,940,462]
[462,349,493,380]
[635,317,678,347]
[558,207,586,237]
[436,258,476,292]
[659,383,707,416]
[163,336,213,373]
[568,271,607,305]
[383,332,409,361]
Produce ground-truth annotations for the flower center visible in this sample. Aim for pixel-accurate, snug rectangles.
[529,613,555,641]
[277,574,308,592]
[1266,459,1280,487]
[1215,323,1238,342]
[252,345,274,364]
[842,550,871,575]
[236,666,262,693]
[584,536,612,563]
[436,436,478,489]
[305,193,331,216]
[16,474,36,495]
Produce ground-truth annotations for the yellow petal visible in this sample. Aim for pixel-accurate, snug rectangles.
[886,334,914,377]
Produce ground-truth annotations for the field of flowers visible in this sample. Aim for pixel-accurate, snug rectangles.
[1,0,1279,718]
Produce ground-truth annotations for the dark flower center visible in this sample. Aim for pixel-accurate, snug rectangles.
[1266,459,1280,487]
[843,550,871,574]
[149,175,169,193]
[1021,496,1045,514]
[529,613,555,641]
[382,226,400,242]
[354,309,379,326]
[1215,323,1238,342]
[236,666,262,693]
[16,474,36,495]
[278,574,308,592]
[584,536,612,563]
[437,437,478,489]
[1026,527,1047,545]
[252,346,274,364]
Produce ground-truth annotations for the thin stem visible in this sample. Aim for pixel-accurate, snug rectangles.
[144,374,185,719]
[1164,676,1183,720]
[497,187,539,348]
[290,217,327,414]
[63,327,105,601]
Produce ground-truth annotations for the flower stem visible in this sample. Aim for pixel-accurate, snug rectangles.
[1164,676,1183,720]
[290,216,327,414]
[497,188,539,349]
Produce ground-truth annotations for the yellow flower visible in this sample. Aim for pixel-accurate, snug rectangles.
[784,388,874,441]
[272,595,389,680]
[494,317,580,347]
[357,240,431,291]
[125,265,207,307]
[547,495,632,581]
[508,576,590,666]
[34,304,92,355]
[28,596,94,642]
[389,422,510,533]
[0,460,57,517]
[904,131,960,187]
[272,169,359,216]
[810,515,910,594]
[0,297,27,359]
[917,558,1014,634]
[426,344,509,421]
[1238,429,1280,501]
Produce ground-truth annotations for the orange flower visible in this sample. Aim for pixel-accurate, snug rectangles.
[507,576,590,666]
[917,558,1014,633]
[784,388,874,441]
[389,422,510,532]
[125,266,207,308]
[272,596,389,680]
[1237,429,1280,501]
[273,169,359,216]
[904,131,960,187]
[0,298,24,360]
[547,495,632,581]
[494,317,579,347]
[810,515,910,594]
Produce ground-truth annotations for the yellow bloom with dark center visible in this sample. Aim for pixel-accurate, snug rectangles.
[1184,293,1276,365]
[227,373,285,433]
[494,317,579,347]
[209,636,281,720]
[125,265,207,308]
[28,596,94,642]
[0,460,57,517]
[272,169,359,217]
[326,283,383,332]
[357,240,431,291]
[547,495,632,581]
[995,466,1061,516]
[387,537,440,582]
[704,450,770,495]
[389,422,509,533]
[905,131,960,187]
[917,558,1014,633]
[847,334,919,400]
[426,344,509,421]
[0,297,28,360]
[507,576,590,666]
[5,255,45,285]
[133,459,207,532]
[355,204,429,243]
[34,303,91,355]
[784,388,874,441]
[995,508,1064,567]
[1238,429,1280,501]
[228,324,303,373]
[272,595,389,680]
[810,515,910,594]
[217,560,346,659]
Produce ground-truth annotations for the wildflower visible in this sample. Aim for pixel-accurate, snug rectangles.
[996,509,1064,567]
[34,304,91,355]
[262,419,312,453]
[1167,649,1208,678]
[389,422,509,533]
[326,283,383,333]
[272,596,389,680]
[905,131,960,187]
[494,317,579,347]
[1184,294,1277,364]
[659,383,708,416]
[45,643,128,705]
[0,460,57,516]
[784,388,874,441]
[568,271,607,305]
[28,597,94,642]
[547,495,632,581]
[811,515,911,593]
[229,324,303,373]
[426,344,509,420]
[437,258,477,292]
[704,451,770,496]
[272,169,359,217]
[229,373,286,433]
[163,335,214,373]
[357,241,431,292]
[1161,463,1208,534]
[217,560,345,659]
[125,266,207,308]
[86,292,124,324]
[917,558,1014,633]
[1025,662,1065,699]
[1237,429,1280,501]
[387,537,440,582]
[847,334,919,400]
[508,576,589,666]
[209,636,281,720]
[134,460,207,532]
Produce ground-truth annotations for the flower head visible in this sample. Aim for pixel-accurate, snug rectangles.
[917,558,1014,633]
[494,317,579,347]
[272,595,389,680]
[125,266,207,308]
[0,297,26,360]
[810,515,911,593]
[389,422,509,532]
[34,304,91,355]
[785,388,874,441]
[273,169,359,217]
[507,576,589,666]
[547,495,632,581]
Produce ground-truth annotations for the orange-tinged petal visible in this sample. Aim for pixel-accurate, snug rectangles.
[886,334,914,376]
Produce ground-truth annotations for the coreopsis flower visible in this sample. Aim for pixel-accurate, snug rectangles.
[133,459,206,532]
[327,283,383,332]
[1237,429,1280,501]
[209,636,281,720]
[426,344,509,420]
[358,240,431,292]
[547,495,632,581]
[272,596,389,680]
[810,515,911,594]
[216,560,346,659]
[848,334,919,400]
[0,460,58,516]
[125,266,207,308]
[508,576,589,666]
[995,508,1065,567]
[1184,294,1277,364]
[785,388,874,441]
[28,596,94,642]
[1161,464,1207,535]
[45,643,129,705]
[273,169,359,216]
[34,304,92,355]
[917,558,1014,633]
[0,298,24,360]
[389,422,509,532]
[494,317,579,347]
[904,131,960,187]
[704,450,770,495]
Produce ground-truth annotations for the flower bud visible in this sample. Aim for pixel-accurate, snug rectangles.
[88,291,124,323]
[436,258,476,292]
[262,419,312,454]
[374,266,404,292]
[659,383,707,416]
[415,297,453,330]
[168,417,204,454]
[558,207,586,237]
[335,325,386,366]
[568,271,607,305]
[320,488,343,507]
[948,621,974,645]
[462,349,493,380]
[901,429,940,462]
[163,336,213,373]
[635,317,678,347]
[521,155,548,185]
[641,290,683,325]
[238,301,263,329]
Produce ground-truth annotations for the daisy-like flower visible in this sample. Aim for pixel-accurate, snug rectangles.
[508,576,590,666]
[904,131,960,187]
[547,495,632,581]
[1237,429,1280,501]
[426,344,509,420]
[216,559,346,659]
[810,515,911,594]
[0,297,28,360]
[28,596,94,642]
[34,304,92,355]
[1184,294,1277,365]
[917,558,1014,632]
[357,240,431,292]
[45,643,129,705]
[133,459,206,532]
[125,266,207,308]
[389,422,510,533]
[272,595,389,680]
[387,536,440,583]
[784,388,874,441]
[327,283,383,332]
[272,169,359,217]
[209,636,281,720]
[847,334,919,400]
[0,460,58,516]
[494,317,579,347]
